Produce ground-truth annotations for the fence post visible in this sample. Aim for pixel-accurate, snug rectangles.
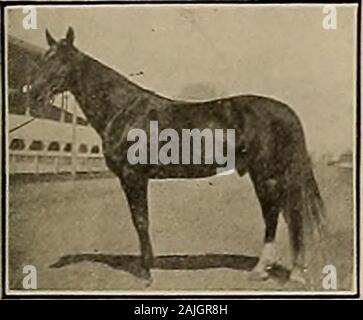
[35,154,39,174]
[71,94,77,179]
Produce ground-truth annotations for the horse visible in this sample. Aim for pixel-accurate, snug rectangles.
[29,27,324,284]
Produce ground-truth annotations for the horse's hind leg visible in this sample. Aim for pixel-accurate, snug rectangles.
[119,175,154,281]
[282,186,307,285]
[248,170,282,281]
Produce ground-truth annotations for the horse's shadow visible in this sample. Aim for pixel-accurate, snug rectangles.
[50,253,291,284]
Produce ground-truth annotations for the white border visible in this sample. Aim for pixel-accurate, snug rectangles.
[3,2,360,297]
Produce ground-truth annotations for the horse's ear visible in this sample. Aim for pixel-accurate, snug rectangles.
[66,27,75,46]
[45,29,57,47]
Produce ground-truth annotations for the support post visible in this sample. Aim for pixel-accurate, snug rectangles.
[71,94,77,179]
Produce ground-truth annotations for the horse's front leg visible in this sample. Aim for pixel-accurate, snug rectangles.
[119,175,154,280]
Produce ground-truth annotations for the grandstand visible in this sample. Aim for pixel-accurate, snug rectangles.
[8,35,107,175]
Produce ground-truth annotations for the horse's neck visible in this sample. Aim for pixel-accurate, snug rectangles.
[69,51,154,136]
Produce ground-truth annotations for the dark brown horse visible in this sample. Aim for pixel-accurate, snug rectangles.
[29,27,324,284]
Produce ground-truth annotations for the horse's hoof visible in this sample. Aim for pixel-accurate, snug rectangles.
[249,269,269,281]
[289,268,307,285]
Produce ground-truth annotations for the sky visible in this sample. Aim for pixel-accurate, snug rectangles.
[6,4,357,156]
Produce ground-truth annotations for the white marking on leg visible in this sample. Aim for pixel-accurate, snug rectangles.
[249,242,277,281]
[251,242,277,277]
[260,242,277,266]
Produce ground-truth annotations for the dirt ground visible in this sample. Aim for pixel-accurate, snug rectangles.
[7,164,354,293]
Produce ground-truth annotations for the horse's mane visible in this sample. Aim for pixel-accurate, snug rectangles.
[77,48,173,103]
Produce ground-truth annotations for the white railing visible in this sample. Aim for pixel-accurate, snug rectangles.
[9,150,108,174]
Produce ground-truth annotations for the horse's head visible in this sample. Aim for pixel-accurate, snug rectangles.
[30,27,79,107]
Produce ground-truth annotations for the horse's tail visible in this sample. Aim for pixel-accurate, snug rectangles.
[285,150,325,255]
